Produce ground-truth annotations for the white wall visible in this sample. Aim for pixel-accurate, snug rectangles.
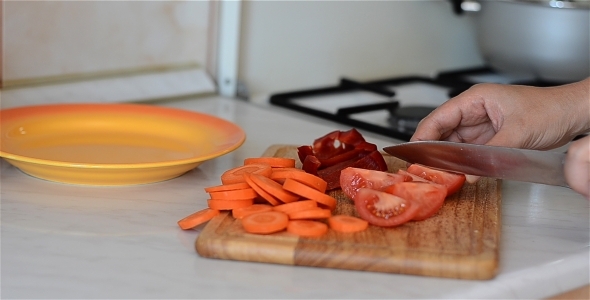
[3,1,210,84]
[238,0,484,102]
[1,1,215,107]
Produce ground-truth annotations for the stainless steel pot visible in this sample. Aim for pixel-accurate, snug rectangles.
[453,0,590,82]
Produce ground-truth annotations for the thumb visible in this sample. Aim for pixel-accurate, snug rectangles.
[564,136,590,200]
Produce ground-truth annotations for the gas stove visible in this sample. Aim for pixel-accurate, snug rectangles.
[269,66,568,141]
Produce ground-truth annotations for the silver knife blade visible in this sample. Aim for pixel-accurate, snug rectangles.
[383,141,568,187]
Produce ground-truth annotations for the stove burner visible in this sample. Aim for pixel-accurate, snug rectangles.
[269,66,568,141]
[388,106,435,134]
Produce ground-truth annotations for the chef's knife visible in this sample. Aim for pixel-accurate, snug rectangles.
[383,141,568,187]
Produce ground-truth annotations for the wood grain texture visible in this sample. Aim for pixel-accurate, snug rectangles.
[196,145,502,279]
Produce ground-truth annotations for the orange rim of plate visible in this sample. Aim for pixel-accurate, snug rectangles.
[0,103,246,170]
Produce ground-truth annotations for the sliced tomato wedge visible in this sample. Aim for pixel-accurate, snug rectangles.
[317,150,388,190]
[353,188,419,227]
[340,167,410,200]
[396,169,430,183]
[384,182,447,221]
[406,164,466,196]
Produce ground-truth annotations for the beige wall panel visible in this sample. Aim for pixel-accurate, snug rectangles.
[3,1,210,83]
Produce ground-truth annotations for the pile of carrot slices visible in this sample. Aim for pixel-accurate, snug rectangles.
[177,157,368,237]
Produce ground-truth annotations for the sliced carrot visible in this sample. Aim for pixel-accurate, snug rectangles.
[282,178,337,210]
[272,178,288,185]
[232,204,273,219]
[177,208,220,230]
[242,211,289,234]
[288,208,332,220]
[328,215,369,233]
[244,157,296,168]
[271,168,304,184]
[209,188,258,200]
[273,199,318,215]
[272,167,304,173]
[271,170,328,193]
[207,199,254,210]
[221,164,273,185]
[287,220,328,237]
[249,174,300,203]
[204,182,250,193]
[243,174,281,206]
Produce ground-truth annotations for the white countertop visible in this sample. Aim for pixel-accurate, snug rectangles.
[1,96,589,299]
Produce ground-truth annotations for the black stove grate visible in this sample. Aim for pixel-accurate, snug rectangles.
[269,66,566,141]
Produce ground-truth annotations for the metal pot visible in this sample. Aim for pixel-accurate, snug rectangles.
[452,0,590,83]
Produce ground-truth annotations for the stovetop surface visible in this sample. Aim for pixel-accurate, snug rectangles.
[269,66,568,141]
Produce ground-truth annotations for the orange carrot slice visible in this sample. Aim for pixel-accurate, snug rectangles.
[288,208,332,220]
[204,182,250,193]
[232,204,273,219]
[221,164,272,185]
[282,178,337,210]
[242,211,289,234]
[249,174,300,203]
[243,174,281,206]
[271,171,328,193]
[177,208,220,230]
[209,188,258,200]
[273,199,318,215]
[244,157,296,168]
[207,199,254,210]
[287,220,328,237]
[272,167,304,173]
[328,215,369,233]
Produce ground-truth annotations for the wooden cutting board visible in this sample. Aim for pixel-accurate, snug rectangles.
[196,145,502,280]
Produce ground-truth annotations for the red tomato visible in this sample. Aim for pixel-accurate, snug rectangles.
[353,188,419,227]
[396,169,430,183]
[406,164,466,195]
[317,150,388,190]
[340,167,410,200]
[384,182,447,221]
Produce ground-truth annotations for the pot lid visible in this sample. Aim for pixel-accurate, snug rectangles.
[508,0,590,9]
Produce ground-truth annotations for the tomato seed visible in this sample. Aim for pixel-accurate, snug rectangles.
[368,203,406,219]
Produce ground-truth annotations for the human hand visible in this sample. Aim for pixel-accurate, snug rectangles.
[411,78,589,195]
[564,135,590,200]
[411,79,589,150]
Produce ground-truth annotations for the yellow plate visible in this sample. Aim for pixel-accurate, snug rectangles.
[0,103,246,185]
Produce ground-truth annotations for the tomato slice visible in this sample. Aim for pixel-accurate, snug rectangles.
[406,164,466,195]
[384,182,447,221]
[340,167,410,200]
[317,150,388,190]
[396,169,429,183]
[353,188,419,227]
